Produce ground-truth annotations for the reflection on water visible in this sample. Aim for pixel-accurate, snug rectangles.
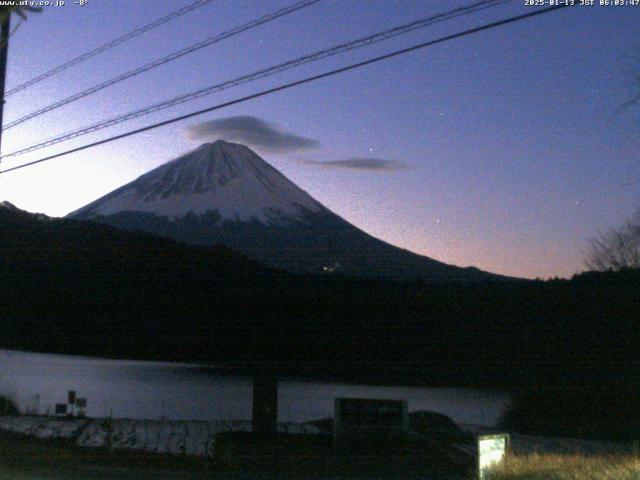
[0,349,509,426]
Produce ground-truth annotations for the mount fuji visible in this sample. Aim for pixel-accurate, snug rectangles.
[69,140,505,282]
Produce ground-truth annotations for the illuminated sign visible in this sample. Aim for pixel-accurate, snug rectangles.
[477,433,509,479]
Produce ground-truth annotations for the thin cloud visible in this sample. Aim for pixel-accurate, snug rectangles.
[301,157,409,172]
[185,116,319,153]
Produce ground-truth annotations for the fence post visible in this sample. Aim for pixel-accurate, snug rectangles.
[105,415,113,454]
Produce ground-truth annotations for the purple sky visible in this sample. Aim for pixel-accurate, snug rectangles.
[1,0,638,279]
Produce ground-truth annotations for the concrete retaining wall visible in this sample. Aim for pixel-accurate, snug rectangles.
[0,416,322,456]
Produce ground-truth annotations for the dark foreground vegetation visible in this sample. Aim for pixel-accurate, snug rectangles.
[498,382,640,441]
[0,430,224,480]
[0,428,467,479]
[1,205,639,439]
[485,454,640,480]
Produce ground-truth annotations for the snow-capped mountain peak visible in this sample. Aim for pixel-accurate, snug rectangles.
[69,140,508,282]
[70,140,323,223]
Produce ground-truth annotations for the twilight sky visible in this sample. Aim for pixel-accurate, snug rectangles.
[1,0,638,279]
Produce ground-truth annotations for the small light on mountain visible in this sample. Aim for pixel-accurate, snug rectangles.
[323,262,341,274]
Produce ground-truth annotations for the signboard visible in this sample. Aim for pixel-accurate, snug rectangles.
[67,390,76,405]
[339,398,406,427]
[477,433,509,479]
[334,398,408,450]
[75,398,87,418]
[55,403,67,416]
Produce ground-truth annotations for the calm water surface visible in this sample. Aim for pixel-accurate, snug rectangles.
[0,349,509,426]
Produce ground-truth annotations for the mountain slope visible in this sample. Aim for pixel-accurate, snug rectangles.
[71,142,323,223]
[70,140,508,282]
[0,200,281,294]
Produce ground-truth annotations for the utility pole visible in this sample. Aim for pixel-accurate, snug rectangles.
[0,11,11,157]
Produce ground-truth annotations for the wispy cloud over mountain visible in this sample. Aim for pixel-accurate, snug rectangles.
[185,116,319,153]
[300,157,408,172]
[187,116,407,172]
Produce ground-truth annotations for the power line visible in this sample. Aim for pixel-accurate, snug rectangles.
[3,0,323,131]
[4,0,217,98]
[2,0,511,159]
[0,4,571,176]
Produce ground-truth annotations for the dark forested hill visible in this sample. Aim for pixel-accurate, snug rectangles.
[1,203,639,391]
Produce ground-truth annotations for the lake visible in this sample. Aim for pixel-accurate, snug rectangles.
[0,349,509,427]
